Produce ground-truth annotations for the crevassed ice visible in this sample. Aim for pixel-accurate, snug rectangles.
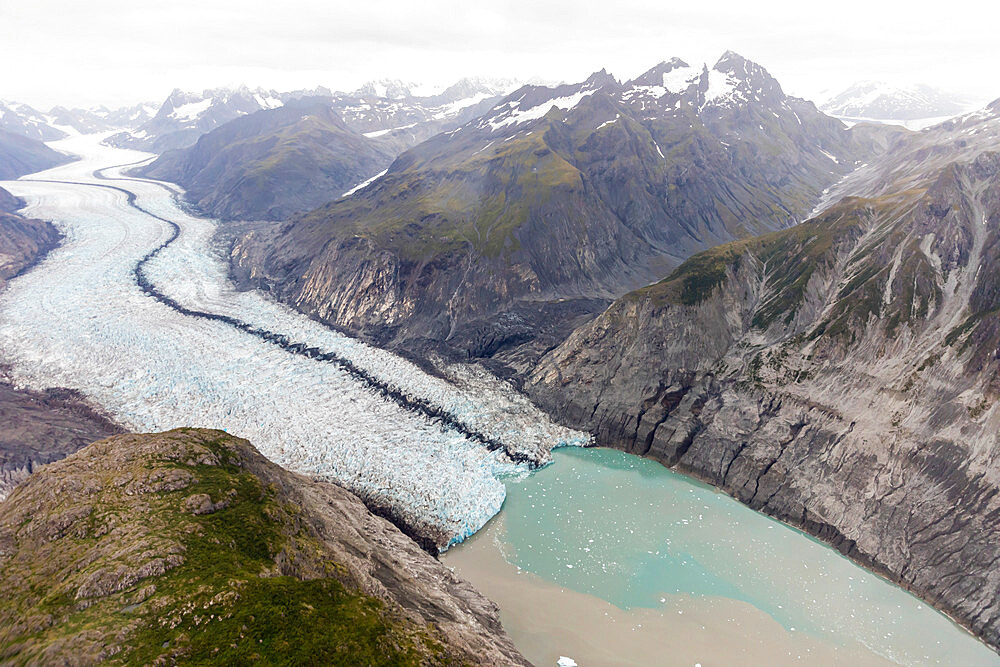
[0,134,588,546]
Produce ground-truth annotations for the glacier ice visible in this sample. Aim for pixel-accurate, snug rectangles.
[0,134,589,547]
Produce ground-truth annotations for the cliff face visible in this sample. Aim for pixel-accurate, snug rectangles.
[230,54,886,368]
[0,429,528,665]
[0,186,61,291]
[527,113,1000,649]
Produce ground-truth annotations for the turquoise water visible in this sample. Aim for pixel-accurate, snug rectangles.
[493,447,999,665]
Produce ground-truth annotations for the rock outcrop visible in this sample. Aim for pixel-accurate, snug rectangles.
[0,186,61,291]
[0,382,123,499]
[527,106,1000,651]
[0,429,528,665]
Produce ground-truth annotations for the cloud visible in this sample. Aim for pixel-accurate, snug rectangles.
[2,0,998,109]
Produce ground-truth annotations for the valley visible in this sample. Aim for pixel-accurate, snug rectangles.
[2,128,999,664]
[0,134,585,550]
[2,33,999,663]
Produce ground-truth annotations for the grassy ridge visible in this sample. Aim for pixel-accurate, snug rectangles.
[0,429,447,665]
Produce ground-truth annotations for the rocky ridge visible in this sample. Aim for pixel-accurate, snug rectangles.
[0,429,528,664]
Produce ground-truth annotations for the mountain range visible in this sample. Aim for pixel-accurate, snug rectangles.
[112,77,519,156]
[228,52,895,368]
[0,99,156,141]
[820,80,973,121]
[138,78,518,220]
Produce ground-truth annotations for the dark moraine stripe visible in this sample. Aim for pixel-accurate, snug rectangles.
[24,164,531,465]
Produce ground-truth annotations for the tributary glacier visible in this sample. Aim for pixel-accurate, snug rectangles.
[0,134,588,546]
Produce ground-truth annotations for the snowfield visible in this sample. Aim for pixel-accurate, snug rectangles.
[0,134,588,547]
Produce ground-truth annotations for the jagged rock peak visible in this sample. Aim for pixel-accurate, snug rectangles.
[628,57,695,87]
[584,68,620,89]
[708,50,785,102]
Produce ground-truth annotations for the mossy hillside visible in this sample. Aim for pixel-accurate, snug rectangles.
[628,190,940,338]
[632,198,872,309]
[301,124,584,261]
[0,429,449,665]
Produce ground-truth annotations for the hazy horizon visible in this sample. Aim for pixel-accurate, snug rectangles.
[5,0,999,110]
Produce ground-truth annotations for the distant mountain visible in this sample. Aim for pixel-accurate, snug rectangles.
[347,76,519,104]
[47,102,157,134]
[108,79,520,155]
[0,129,73,179]
[1,99,158,141]
[820,81,971,121]
[526,97,1000,652]
[0,101,65,141]
[327,76,519,137]
[230,52,889,366]
[141,99,396,221]
[140,78,518,220]
[107,86,287,152]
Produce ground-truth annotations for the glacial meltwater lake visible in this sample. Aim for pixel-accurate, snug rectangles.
[442,447,1000,666]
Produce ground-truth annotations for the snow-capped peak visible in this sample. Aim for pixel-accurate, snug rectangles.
[621,51,781,111]
[477,75,613,132]
[352,79,417,100]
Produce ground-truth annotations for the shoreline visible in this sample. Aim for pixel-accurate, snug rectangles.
[665,457,998,655]
[547,441,999,657]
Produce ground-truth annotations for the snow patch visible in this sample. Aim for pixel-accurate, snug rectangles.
[597,114,620,129]
[168,98,212,123]
[253,93,283,110]
[363,124,416,138]
[341,169,388,196]
[432,92,494,119]
[487,90,596,131]
[819,148,840,164]
[662,66,700,94]
[704,69,737,103]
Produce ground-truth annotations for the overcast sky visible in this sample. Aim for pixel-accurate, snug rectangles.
[4,0,999,110]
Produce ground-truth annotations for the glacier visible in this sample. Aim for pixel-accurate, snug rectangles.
[0,133,589,547]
